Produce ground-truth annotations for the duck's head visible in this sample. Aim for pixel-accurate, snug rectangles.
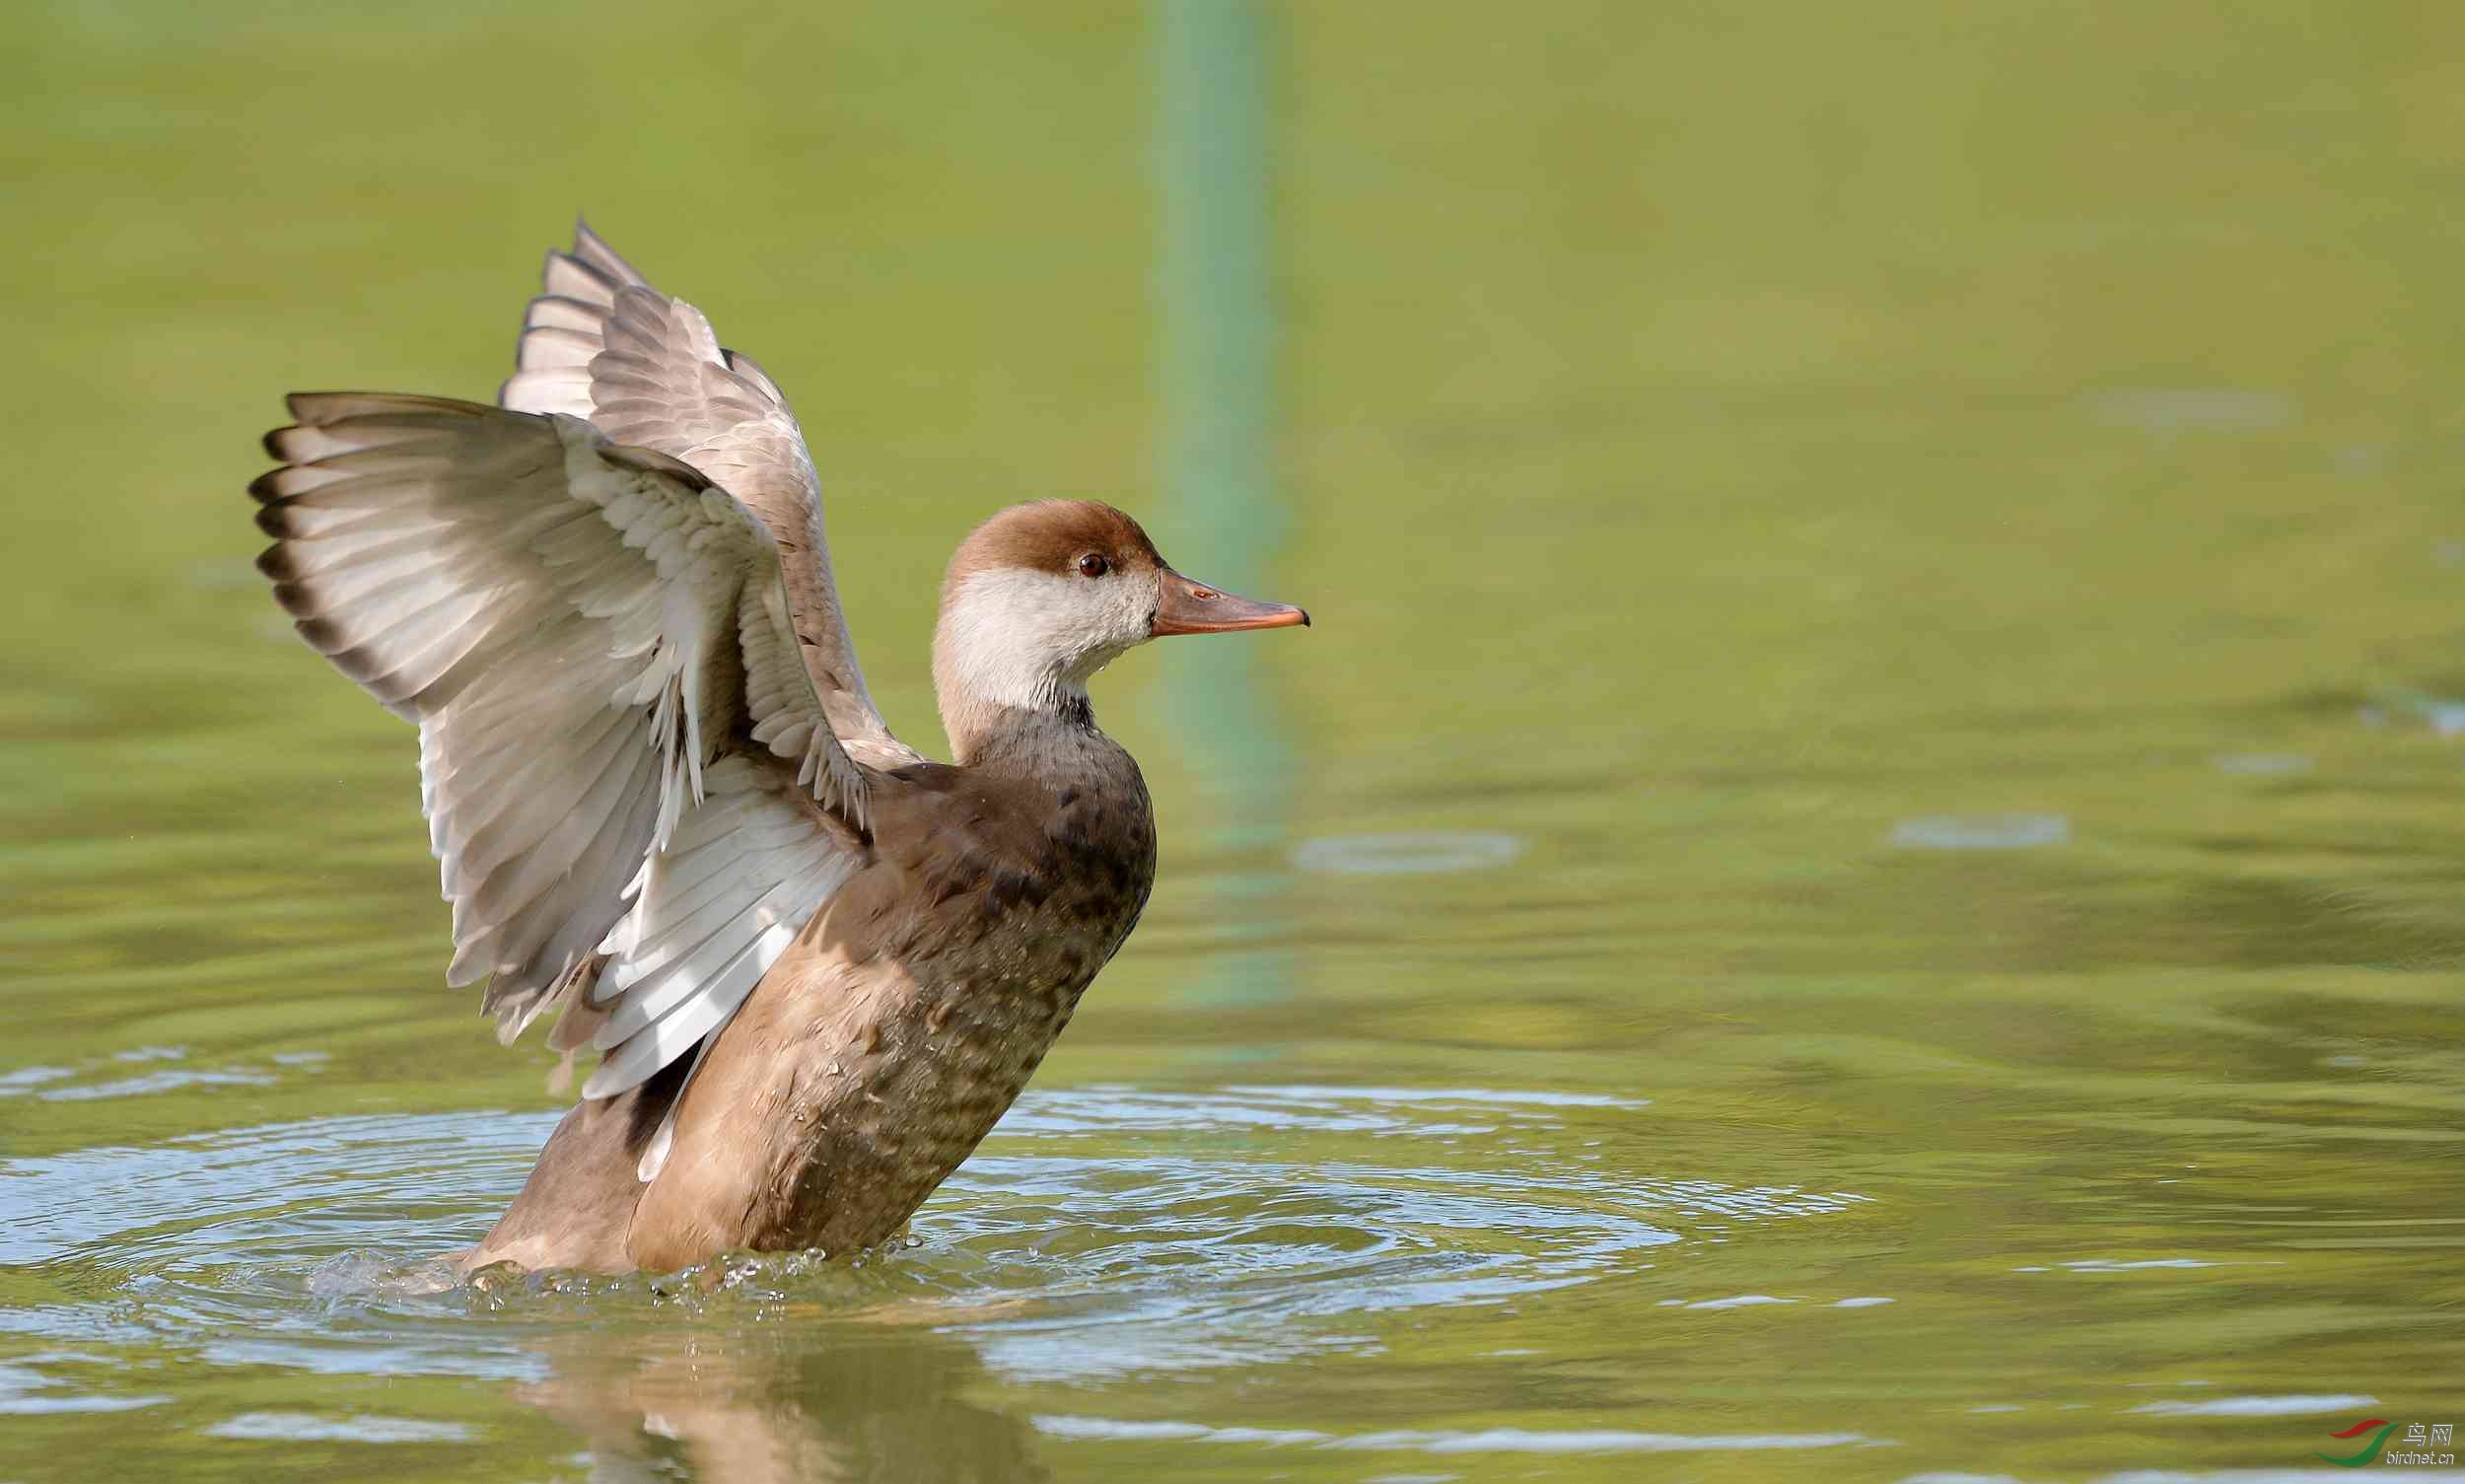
[932,499,1307,757]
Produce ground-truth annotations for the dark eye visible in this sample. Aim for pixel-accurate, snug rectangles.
[1076,552,1110,578]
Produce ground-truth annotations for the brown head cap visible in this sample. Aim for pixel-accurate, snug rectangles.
[942,500,1165,599]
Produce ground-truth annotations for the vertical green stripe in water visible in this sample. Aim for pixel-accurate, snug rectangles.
[1153,0,1295,1010]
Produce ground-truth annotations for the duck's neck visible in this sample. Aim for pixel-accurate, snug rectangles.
[932,628,1107,768]
[930,574,1141,767]
[942,687,1107,769]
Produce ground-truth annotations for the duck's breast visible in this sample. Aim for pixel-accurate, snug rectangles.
[627,747,1157,1266]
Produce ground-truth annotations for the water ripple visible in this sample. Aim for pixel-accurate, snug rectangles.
[0,1083,1871,1390]
[1033,1414,1880,1453]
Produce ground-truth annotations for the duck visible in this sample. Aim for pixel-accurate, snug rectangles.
[248,223,1307,1273]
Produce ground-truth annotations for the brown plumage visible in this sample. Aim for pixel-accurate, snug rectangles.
[251,223,1306,1272]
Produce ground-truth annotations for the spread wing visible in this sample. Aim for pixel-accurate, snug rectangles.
[500,221,920,767]
[252,393,874,1109]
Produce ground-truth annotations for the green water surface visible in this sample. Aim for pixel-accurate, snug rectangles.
[3,3,2463,1480]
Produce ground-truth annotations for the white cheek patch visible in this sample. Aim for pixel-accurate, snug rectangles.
[939,567,1152,711]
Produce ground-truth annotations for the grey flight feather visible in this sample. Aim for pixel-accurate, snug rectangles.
[500,220,921,765]
[252,393,872,1097]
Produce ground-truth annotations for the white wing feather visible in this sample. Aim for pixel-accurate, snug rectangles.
[500,221,919,765]
[253,393,869,1118]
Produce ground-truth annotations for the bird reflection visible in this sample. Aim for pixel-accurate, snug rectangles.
[514,1301,1052,1484]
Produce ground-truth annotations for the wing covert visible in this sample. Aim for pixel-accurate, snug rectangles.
[252,393,870,1104]
[500,221,917,764]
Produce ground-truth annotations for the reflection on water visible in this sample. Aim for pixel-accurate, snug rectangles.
[1887,813,2072,850]
[1152,0,1299,1018]
[1031,1413,1876,1455]
[204,1414,476,1443]
[2084,388,2294,434]
[521,1323,1052,1484]
[12,1,2465,1480]
[2210,753,2313,777]
[1292,831,1527,875]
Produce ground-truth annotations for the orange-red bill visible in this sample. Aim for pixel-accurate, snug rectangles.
[1151,571,1311,636]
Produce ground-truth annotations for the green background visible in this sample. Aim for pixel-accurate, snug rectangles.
[3,2,2462,1479]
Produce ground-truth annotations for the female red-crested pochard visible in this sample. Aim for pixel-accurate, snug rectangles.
[249,224,1307,1273]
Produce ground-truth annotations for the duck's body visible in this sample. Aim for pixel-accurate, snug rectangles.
[251,225,1302,1273]
[476,722,1155,1271]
